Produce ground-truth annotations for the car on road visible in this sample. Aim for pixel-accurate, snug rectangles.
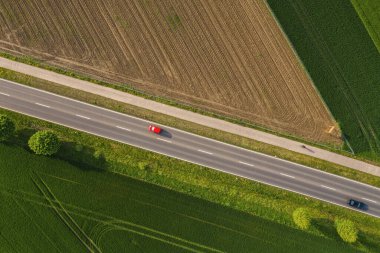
[347,199,368,210]
[149,125,162,134]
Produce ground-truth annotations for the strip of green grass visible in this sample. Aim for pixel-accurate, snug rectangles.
[1,67,380,188]
[266,0,380,162]
[1,109,380,252]
[0,144,362,253]
[351,0,380,53]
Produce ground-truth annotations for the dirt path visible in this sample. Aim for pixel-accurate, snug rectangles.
[1,56,380,177]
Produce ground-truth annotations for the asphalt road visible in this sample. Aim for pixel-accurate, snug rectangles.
[1,79,380,218]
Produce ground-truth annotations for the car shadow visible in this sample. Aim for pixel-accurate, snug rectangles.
[160,130,172,138]
[362,204,369,211]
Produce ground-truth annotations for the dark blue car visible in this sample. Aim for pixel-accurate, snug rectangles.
[348,199,368,210]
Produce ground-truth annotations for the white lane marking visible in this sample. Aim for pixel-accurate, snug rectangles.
[0,92,10,96]
[321,185,336,191]
[116,126,131,132]
[362,198,377,203]
[280,173,295,179]
[157,138,172,143]
[75,114,90,120]
[239,161,255,167]
[197,149,213,155]
[35,102,50,108]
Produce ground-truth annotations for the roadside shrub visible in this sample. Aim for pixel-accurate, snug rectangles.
[138,161,150,170]
[28,130,60,155]
[0,115,15,141]
[335,218,358,243]
[293,207,311,230]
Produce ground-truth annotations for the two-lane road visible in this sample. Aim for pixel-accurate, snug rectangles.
[1,79,380,218]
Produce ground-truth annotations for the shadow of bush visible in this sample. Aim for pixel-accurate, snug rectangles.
[312,218,371,249]
[357,231,380,252]
[14,128,36,147]
[10,129,106,172]
[312,218,341,241]
[56,141,107,172]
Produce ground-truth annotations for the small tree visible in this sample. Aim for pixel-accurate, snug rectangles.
[0,115,15,141]
[335,218,358,243]
[28,130,60,155]
[293,207,311,230]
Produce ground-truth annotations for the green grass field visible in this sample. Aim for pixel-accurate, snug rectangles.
[0,144,362,253]
[266,0,380,161]
[351,0,380,52]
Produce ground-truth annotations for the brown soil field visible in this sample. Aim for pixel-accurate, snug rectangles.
[0,0,341,144]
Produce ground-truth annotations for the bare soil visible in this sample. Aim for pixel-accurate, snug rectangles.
[0,0,341,144]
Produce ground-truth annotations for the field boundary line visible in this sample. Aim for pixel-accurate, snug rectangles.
[263,1,341,140]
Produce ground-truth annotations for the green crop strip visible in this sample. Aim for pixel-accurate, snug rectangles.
[267,0,380,162]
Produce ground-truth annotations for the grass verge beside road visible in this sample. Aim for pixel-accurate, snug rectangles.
[1,108,380,252]
[1,67,380,188]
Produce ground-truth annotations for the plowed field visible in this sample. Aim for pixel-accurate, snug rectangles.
[0,0,340,143]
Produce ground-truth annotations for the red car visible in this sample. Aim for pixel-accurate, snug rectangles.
[148,125,162,134]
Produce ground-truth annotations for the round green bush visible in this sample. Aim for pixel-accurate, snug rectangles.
[293,207,311,230]
[335,218,358,243]
[28,130,60,155]
[0,115,15,141]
